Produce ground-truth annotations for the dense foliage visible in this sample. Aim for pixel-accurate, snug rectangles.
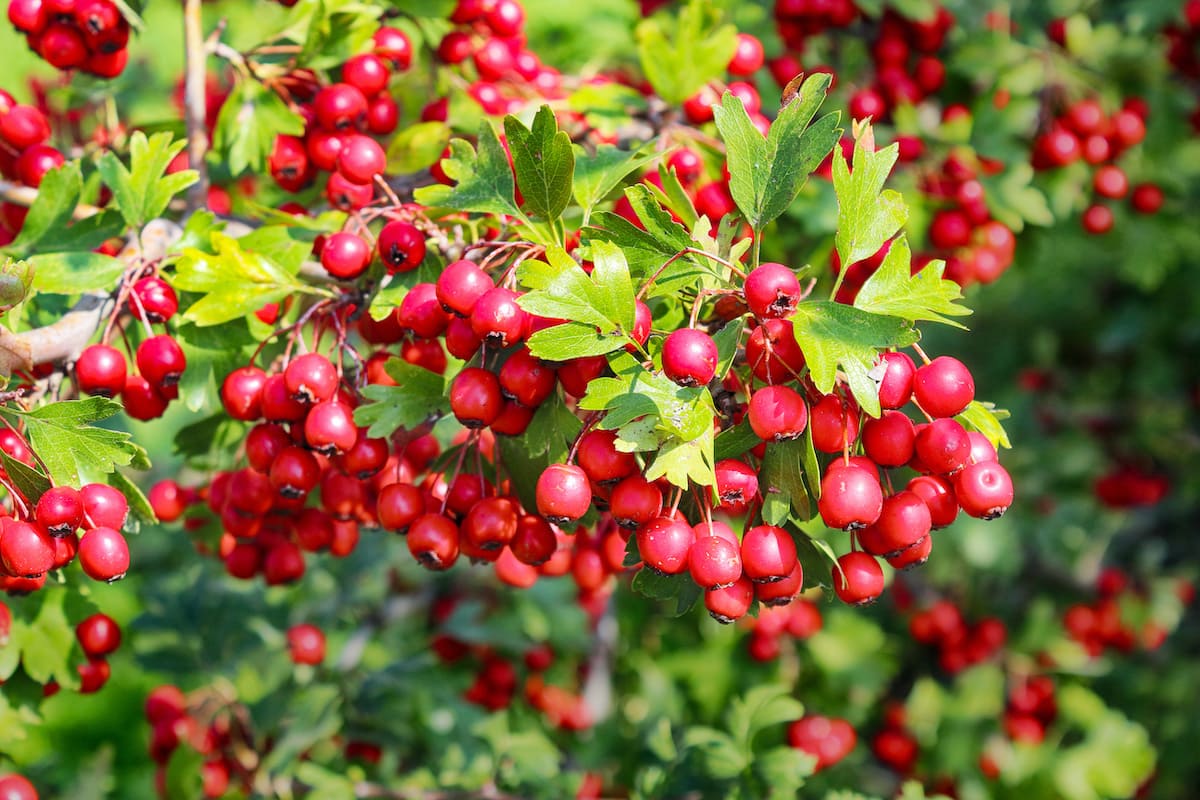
[0,0,1196,799]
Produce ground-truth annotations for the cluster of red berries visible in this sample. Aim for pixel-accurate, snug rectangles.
[870,703,920,775]
[1002,674,1057,745]
[145,685,241,799]
[7,0,130,78]
[908,598,1007,674]
[39,611,123,695]
[1062,568,1185,657]
[267,27,412,209]
[74,276,186,421]
[0,476,130,593]
[429,0,564,118]
[1093,466,1170,509]
[845,9,955,123]
[1164,1,1200,131]
[787,713,857,772]
[742,596,822,661]
[1031,97,1159,234]
[0,91,66,246]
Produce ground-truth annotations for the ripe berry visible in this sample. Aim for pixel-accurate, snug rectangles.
[833,551,885,605]
[461,496,518,551]
[336,134,386,185]
[449,367,503,428]
[80,483,128,529]
[342,53,390,97]
[747,385,808,441]
[907,474,958,528]
[741,524,798,583]
[637,516,694,575]
[284,353,339,403]
[304,401,358,455]
[886,534,932,570]
[728,32,765,76]
[0,774,38,800]
[610,475,663,530]
[809,394,860,453]
[0,521,54,577]
[436,259,493,316]
[373,26,413,69]
[35,486,83,536]
[1093,165,1128,199]
[1081,204,1114,234]
[861,410,916,467]
[320,232,372,279]
[470,287,527,348]
[705,576,754,623]
[688,534,742,589]
[499,348,556,408]
[377,483,425,533]
[130,276,179,323]
[148,479,188,522]
[877,351,916,408]
[1130,183,1164,214]
[0,105,50,149]
[913,356,974,418]
[7,0,46,33]
[136,335,186,388]
[819,462,883,530]
[75,344,127,397]
[397,283,450,339]
[221,366,268,421]
[407,513,459,570]
[535,463,591,525]
[662,329,718,387]
[78,526,130,582]
[287,624,326,665]
[576,429,636,485]
[314,83,368,130]
[714,458,759,515]
[375,220,426,273]
[269,446,321,498]
[15,144,64,187]
[914,418,972,475]
[872,491,933,556]
[261,374,308,422]
[511,514,557,565]
[745,319,806,383]
[76,613,121,657]
[954,461,1014,519]
[744,262,801,319]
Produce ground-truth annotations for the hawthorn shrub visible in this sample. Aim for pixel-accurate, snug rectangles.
[0,1,1196,799]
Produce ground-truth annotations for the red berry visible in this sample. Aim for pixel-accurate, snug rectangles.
[321,232,372,279]
[76,612,121,657]
[78,526,129,581]
[130,276,179,323]
[1081,203,1114,234]
[747,385,808,441]
[575,429,636,485]
[662,328,718,387]
[314,83,368,130]
[1130,183,1164,214]
[637,516,694,575]
[913,356,974,418]
[809,394,860,453]
[407,513,460,570]
[499,348,556,408]
[449,367,503,429]
[287,623,326,665]
[342,53,391,97]
[728,33,765,76]
[0,774,38,800]
[819,462,883,530]
[81,483,128,529]
[705,576,754,623]
[954,461,1014,519]
[688,534,742,589]
[744,262,801,319]
[535,463,591,525]
[907,474,958,528]
[148,480,188,523]
[870,491,932,556]
[284,353,339,403]
[745,319,806,383]
[75,344,127,397]
[714,458,759,515]
[373,27,412,70]
[336,134,386,185]
[377,483,425,534]
[221,366,268,421]
[914,417,972,475]
[136,335,186,389]
[741,524,798,583]
[877,351,915,408]
[861,410,916,467]
[35,486,83,536]
[436,259,493,316]
[303,400,358,456]
[0,521,54,577]
[1093,165,1128,199]
[833,551,884,605]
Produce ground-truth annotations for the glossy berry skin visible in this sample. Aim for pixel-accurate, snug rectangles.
[788,716,858,772]
[535,463,591,525]
[688,535,742,589]
[1081,204,1113,234]
[35,486,83,536]
[449,368,503,429]
[861,410,916,467]
[576,430,637,485]
[336,135,386,185]
[833,551,885,605]
[269,446,321,498]
[78,526,130,582]
[287,624,326,665]
[610,475,663,530]
[662,328,719,387]
[75,344,127,397]
[436,259,492,316]
[741,524,798,583]
[1,521,55,577]
[0,773,39,800]
[320,232,372,279]
[954,461,1014,519]
[342,53,390,96]
[728,32,765,75]
[376,221,426,273]
[1130,183,1164,215]
[407,514,459,570]
[637,516,695,575]
[377,483,425,533]
[872,491,933,556]
[76,613,121,657]
[121,376,168,421]
[914,418,972,475]
[714,458,758,515]
[314,83,368,130]
[744,262,801,319]
[470,288,527,348]
[877,351,916,409]
[304,401,358,456]
[705,576,754,623]
[136,335,186,388]
[1093,165,1128,199]
[284,353,339,403]
[809,394,859,453]
[819,463,883,530]
[747,385,808,441]
[221,366,268,421]
[81,483,128,530]
[462,496,518,551]
[130,276,179,323]
[499,348,556,408]
[913,356,974,418]
[907,474,958,528]
[511,514,557,566]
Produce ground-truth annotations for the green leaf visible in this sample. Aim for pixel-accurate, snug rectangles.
[212,79,306,177]
[5,162,82,255]
[413,122,520,218]
[386,121,452,174]
[354,359,448,437]
[712,318,744,379]
[292,0,382,69]
[789,301,918,417]
[521,391,581,459]
[833,124,907,269]
[854,236,971,327]
[0,259,33,312]
[174,321,258,413]
[258,685,344,775]
[0,452,51,506]
[172,232,312,326]
[649,162,699,229]
[795,532,838,589]
[712,74,841,231]
[682,726,747,779]
[566,82,648,136]
[35,210,127,255]
[759,439,812,524]
[714,420,760,461]
[17,588,83,690]
[727,684,805,753]
[164,746,204,800]
[645,425,715,491]
[27,251,125,294]
[572,143,659,220]
[516,245,634,335]
[108,470,157,525]
[636,0,738,104]
[4,397,142,486]
[956,401,1012,450]
[756,746,814,799]
[526,322,628,360]
[630,568,701,616]
[504,105,575,221]
[97,131,197,228]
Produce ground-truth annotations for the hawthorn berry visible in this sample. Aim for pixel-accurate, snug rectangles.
[535,463,591,525]
[78,526,130,582]
[662,328,719,387]
[833,551,885,605]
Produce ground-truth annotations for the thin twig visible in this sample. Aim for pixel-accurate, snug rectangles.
[183,0,210,212]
